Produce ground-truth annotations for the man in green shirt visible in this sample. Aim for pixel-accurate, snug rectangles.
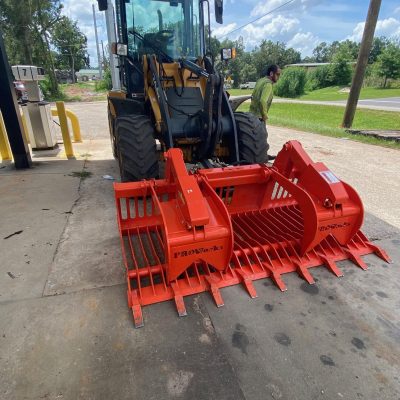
[250,64,281,122]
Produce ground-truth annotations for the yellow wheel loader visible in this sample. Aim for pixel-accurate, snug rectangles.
[98,0,267,181]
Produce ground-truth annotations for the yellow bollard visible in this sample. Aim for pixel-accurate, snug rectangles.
[0,111,12,161]
[56,101,74,158]
[51,108,82,142]
[20,111,30,144]
[65,109,82,142]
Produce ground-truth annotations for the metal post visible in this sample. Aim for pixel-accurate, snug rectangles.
[0,32,31,168]
[92,4,103,79]
[0,112,12,160]
[105,0,121,90]
[342,0,382,128]
[51,108,82,142]
[56,101,74,158]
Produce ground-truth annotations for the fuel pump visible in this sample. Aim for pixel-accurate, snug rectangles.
[12,65,57,150]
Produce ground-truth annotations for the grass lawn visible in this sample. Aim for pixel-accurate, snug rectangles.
[299,86,400,101]
[227,88,254,96]
[238,102,400,149]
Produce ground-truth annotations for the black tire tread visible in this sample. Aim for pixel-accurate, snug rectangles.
[234,111,269,163]
[115,115,158,181]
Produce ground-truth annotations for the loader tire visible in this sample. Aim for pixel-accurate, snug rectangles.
[115,115,159,182]
[234,112,269,164]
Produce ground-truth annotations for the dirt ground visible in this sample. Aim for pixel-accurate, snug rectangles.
[62,82,107,102]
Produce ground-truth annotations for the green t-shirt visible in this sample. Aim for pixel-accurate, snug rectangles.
[249,77,273,120]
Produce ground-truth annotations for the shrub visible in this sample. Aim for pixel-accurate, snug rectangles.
[95,68,112,91]
[38,76,52,99]
[274,67,306,98]
[330,52,352,86]
[305,65,333,91]
[39,76,65,101]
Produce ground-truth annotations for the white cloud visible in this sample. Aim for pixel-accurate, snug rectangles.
[347,17,400,41]
[250,0,323,17]
[243,15,300,40]
[62,0,108,67]
[287,32,320,56]
[213,23,237,38]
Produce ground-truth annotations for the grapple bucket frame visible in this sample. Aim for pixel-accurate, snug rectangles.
[114,141,390,327]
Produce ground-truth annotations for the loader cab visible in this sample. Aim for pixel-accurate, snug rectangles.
[116,0,206,95]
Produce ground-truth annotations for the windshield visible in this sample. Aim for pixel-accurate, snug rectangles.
[125,0,202,60]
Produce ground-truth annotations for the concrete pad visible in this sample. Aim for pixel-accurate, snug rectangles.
[203,236,400,400]
[0,285,245,400]
[60,102,108,140]
[43,158,124,296]
[0,172,81,301]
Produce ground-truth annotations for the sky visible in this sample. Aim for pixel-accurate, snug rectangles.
[62,0,400,67]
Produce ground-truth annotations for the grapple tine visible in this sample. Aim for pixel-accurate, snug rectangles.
[130,290,144,328]
[343,248,368,270]
[294,261,315,285]
[267,267,287,291]
[272,276,287,291]
[318,254,344,278]
[356,232,392,263]
[171,282,187,317]
[236,270,258,298]
[371,245,392,264]
[205,276,224,307]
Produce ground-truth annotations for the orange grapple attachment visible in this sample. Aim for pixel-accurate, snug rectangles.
[272,140,364,254]
[158,148,233,283]
[114,141,390,327]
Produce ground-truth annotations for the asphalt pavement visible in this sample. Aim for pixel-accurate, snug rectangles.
[274,97,400,112]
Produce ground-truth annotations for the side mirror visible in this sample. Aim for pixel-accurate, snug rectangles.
[221,48,236,61]
[111,42,128,56]
[98,0,108,11]
[215,0,223,24]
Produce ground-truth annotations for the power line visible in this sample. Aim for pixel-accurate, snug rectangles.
[218,0,296,39]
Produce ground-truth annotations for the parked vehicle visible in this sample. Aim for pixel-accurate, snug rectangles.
[240,81,256,89]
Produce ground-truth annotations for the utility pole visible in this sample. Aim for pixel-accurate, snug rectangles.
[101,40,106,68]
[92,3,103,79]
[342,0,381,128]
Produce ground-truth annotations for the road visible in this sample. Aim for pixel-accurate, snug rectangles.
[274,97,400,112]
[231,95,400,112]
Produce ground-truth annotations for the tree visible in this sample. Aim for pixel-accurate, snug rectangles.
[368,36,390,63]
[52,16,89,83]
[337,40,360,60]
[33,0,64,95]
[0,0,63,95]
[374,42,400,87]
[252,40,300,77]
[0,0,35,64]
[329,47,353,86]
[312,42,330,62]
